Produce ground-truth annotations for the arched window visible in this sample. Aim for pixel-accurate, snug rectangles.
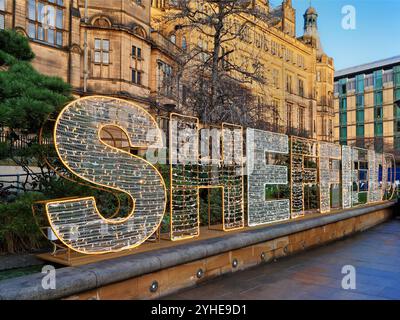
[181,36,187,51]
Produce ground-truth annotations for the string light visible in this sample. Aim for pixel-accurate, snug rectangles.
[44,96,166,254]
[169,114,244,241]
[368,151,382,203]
[33,96,397,254]
[351,147,369,206]
[383,153,396,200]
[341,145,352,209]
[290,136,319,218]
[319,142,341,213]
[247,128,290,226]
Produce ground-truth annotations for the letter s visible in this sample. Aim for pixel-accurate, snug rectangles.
[45,96,166,254]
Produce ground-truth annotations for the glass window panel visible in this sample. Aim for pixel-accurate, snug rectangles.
[374,70,383,89]
[0,0,5,11]
[47,28,54,44]
[374,91,383,105]
[47,6,56,27]
[340,112,347,124]
[38,2,44,23]
[137,71,141,84]
[38,26,44,40]
[56,9,63,29]
[356,110,364,123]
[132,45,136,56]
[28,0,36,20]
[102,39,109,51]
[395,88,400,102]
[340,98,347,111]
[340,127,347,139]
[375,122,383,136]
[356,74,364,93]
[375,107,383,119]
[356,125,364,137]
[94,51,101,63]
[137,48,141,58]
[56,31,62,45]
[339,79,347,95]
[182,36,187,50]
[395,137,400,150]
[356,94,364,107]
[395,101,400,118]
[394,68,400,87]
[94,39,101,50]
[57,0,64,5]
[28,23,36,38]
[0,15,4,30]
[132,70,136,83]
[102,52,109,64]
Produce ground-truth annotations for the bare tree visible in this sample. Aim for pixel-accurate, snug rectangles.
[155,0,279,127]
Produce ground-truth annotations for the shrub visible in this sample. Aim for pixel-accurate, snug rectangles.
[0,192,46,253]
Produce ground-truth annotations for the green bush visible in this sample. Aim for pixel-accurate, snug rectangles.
[0,29,73,253]
[0,192,46,253]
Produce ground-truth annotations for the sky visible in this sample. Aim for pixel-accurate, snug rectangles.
[269,0,400,71]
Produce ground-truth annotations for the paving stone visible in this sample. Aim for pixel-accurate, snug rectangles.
[163,220,400,300]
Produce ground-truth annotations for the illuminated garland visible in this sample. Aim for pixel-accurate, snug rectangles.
[44,96,166,254]
[319,142,341,213]
[290,137,319,218]
[32,96,397,254]
[247,128,290,226]
[341,145,352,209]
[169,114,244,241]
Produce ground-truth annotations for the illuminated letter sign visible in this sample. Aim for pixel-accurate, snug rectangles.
[319,142,341,213]
[46,96,166,254]
[351,147,369,206]
[383,153,396,200]
[341,145,352,209]
[368,150,383,203]
[290,137,319,218]
[169,114,244,240]
[34,96,397,254]
[246,128,290,226]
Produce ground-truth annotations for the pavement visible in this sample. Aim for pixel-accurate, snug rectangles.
[163,218,400,300]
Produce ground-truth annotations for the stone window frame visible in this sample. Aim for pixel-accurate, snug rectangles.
[94,38,110,65]
[131,45,143,60]
[26,0,65,47]
[131,68,142,85]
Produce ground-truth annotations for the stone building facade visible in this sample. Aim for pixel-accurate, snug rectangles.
[1,0,334,141]
[0,0,180,114]
[151,0,334,141]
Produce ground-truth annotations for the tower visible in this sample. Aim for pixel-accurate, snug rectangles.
[282,0,296,37]
[303,6,323,57]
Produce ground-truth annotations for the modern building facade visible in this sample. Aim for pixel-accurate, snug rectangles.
[152,0,335,141]
[334,56,400,164]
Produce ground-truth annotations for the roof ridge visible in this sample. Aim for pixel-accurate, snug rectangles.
[335,55,400,77]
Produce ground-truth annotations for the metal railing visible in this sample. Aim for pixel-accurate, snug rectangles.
[0,172,45,196]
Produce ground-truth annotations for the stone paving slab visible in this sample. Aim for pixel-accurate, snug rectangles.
[163,219,400,300]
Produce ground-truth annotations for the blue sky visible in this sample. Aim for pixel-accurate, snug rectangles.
[270,0,400,71]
